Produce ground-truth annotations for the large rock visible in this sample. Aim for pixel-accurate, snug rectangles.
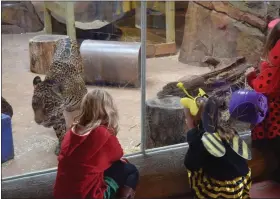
[32,2,128,30]
[179,1,267,66]
[1,1,43,33]
[31,2,44,23]
[267,1,280,20]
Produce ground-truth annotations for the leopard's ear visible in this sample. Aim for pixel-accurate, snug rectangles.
[33,76,42,88]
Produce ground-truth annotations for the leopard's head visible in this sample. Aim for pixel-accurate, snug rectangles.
[32,76,64,128]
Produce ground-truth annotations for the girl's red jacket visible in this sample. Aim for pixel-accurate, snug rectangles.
[53,125,123,199]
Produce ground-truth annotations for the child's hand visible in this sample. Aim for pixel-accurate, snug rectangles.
[184,108,195,129]
[120,157,129,163]
[245,67,255,76]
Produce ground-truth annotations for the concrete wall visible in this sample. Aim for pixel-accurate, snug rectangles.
[2,132,255,199]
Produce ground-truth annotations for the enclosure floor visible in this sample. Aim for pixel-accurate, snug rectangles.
[1,32,210,178]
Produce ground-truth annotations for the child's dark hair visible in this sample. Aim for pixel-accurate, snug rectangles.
[263,20,280,59]
[199,96,236,140]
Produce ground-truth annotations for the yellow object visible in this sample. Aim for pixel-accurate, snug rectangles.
[201,132,225,157]
[176,82,207,116]
[187,169,251,198]
[180,98,198,116]
[201,132,251,160]
[122,1,131,13]
[227,135,252,160]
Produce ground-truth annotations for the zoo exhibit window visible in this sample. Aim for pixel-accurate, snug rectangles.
[1,1,147,178]
[1,1,187,180]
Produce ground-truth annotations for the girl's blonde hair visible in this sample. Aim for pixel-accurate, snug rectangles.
[73,89,119,135]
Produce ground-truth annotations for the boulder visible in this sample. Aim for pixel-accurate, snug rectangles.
[179,1,267,66]
[31,1,44,23]
[38,2,127,30]
[1,1,43,33]
[267,1,280,20]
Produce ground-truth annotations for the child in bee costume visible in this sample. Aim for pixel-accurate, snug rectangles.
[177,83,252,199]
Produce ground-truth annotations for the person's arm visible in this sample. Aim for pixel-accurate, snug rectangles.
[184,127,206,171]
[85,126,112,159]
[246,71,257,89]
[245,66,258,89]
[183,108,206,171]
[246,62,269,89]
[107,135,124,162]
[250,67,280,94]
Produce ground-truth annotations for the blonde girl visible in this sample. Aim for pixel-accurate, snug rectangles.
[54,89,139,199]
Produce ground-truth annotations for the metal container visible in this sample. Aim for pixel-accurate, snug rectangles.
[80,40,141,88]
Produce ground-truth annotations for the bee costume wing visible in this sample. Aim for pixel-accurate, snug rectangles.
[202,96,219,134]
[201,96,251,160]
[201,132,226,157]
[201,97,225,157]
[227,135,252,160]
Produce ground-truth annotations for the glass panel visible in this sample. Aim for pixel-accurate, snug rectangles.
[144,1,267,150]
[144,1,195,151]
[2,1,142,177]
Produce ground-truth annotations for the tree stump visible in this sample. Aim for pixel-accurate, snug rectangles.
[145,96,188,149]
[29,34,69,74]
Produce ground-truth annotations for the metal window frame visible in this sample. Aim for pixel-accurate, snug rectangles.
[140,1,147,154]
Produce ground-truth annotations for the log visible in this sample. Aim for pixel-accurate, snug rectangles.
[145,96,188,149]
[157,56,255,104]
[29,34,69,75]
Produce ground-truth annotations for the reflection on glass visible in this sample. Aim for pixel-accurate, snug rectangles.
[2,1,143,177]
[145,1,268,150]
[2,0,270,178]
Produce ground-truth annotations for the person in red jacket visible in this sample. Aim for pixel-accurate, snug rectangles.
[53,89,139,199]
[246,19,280,182]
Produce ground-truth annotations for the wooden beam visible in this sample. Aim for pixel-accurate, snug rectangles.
[44,2,76,40]
[44,2,65,19]
[43,2,52,34]
[65,2,76,40]
[165,1,175,43]
[146,42,177,58]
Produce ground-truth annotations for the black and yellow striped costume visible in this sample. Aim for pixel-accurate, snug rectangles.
[184,124,252,199]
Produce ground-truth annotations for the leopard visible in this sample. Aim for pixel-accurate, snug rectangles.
[32,38,87,155]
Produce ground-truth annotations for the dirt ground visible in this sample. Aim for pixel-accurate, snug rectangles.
[1,32,210,178]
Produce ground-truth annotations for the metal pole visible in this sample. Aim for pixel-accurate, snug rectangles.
[140,1,147,154]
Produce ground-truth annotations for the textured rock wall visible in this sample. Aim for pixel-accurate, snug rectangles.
[1,1,43,34]
[178,1,278,66]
